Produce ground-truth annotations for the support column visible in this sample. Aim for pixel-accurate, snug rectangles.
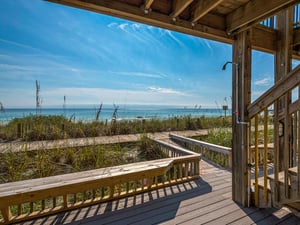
[274,7,293,202]
[232,29,252,206]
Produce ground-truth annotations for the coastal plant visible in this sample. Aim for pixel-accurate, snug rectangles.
[1,150,29,182]
[137,134,168,160]
[0,114,232,142]
[201,128,232,148]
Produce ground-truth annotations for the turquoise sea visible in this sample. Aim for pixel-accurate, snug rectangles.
[0,105,231,124]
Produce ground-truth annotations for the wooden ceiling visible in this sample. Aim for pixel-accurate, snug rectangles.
[47,0,299,52]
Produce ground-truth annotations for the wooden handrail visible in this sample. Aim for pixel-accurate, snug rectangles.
[170,134,231,155]
[155,139,200,156]
[248,64,300,118]
[169,133,232,168]
[0,142,200,224]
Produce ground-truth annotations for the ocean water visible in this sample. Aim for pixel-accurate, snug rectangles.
[0,105,231,124]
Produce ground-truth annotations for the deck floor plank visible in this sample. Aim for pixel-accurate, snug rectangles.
[20,159,300,225]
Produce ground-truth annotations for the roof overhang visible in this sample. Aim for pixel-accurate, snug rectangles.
[46,0,300,54]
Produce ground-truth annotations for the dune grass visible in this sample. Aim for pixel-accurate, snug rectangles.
[0,114,231,142]
[0,115,232,183]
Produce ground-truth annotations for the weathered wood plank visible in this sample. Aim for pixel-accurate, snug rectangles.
[204,206,258,225]
[191,0,225,23]
[248,64,300,118]
[18,159,300,225]
[170,0,193,18]
[0,158,174,193]
[226,0,297,33]
[0,130,208,153]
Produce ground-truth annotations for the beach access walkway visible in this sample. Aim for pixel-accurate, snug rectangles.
[1,129,300,224]
[20,158,300,225]
[0,129,208,153]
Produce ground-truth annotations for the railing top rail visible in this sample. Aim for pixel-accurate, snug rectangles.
[0,154,199,201]
[154,139,200,156]
[170,133,231,155]
[248,64,300,118]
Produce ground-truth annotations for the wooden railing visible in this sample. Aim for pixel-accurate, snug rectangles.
[169,134,232,168]
[0,140,200,225]
[260,16,276,29]
[248,65,300,208]
[294,4,300,28]
[259,4,300,29]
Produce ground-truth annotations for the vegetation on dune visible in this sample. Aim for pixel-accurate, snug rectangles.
[137,134,168,160]
[0,142,143,183]
[0,114,231,142]
[197,128,232,148]
[0,115,233,183]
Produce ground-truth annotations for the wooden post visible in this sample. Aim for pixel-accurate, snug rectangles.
[232,29,252,206]
[274,7,293,203]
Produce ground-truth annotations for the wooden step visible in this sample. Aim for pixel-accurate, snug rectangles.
[268,167,299,205]
[253,166,299,208]
[285,202,300,218]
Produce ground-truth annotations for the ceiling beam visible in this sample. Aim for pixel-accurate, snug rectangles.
[46,0,231,43]
[191,0,225,23]
[170,0,194,18]
[226,0,298,33]
[144,0,155,10]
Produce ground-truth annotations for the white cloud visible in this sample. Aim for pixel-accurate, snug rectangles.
[148,86,187,96]
[203,39,212,51]
[118,23,129,31]
[0,38,43,53]
[131,23,141,29]
[165,30,183,46]
[106,21,183,47]
[254,77,273,86]
[107,22,117,28]
[114,71,166,79]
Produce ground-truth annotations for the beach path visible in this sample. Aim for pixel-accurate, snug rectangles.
[0,129,208,153]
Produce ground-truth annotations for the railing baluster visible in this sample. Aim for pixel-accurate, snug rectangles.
[63,195,68,208]
[1,207,12,223]
[30,202,33,213]
[53,197,56,208]
[18,204,21,216]
[42,199,45,210]
[73,193,77,204]
[254,114,259,207]
[263,108,269,204]
[298,109,300,196]
[284,95,290,199]
[179,163,183,179]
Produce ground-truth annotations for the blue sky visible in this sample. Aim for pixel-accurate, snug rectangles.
[0,0,276,108]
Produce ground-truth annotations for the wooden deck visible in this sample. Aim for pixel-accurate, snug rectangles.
[0,130,207,153]
[20,159,300,225]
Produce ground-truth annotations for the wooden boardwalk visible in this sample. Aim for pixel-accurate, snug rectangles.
[20,159,300,225]
[0,130,207,153]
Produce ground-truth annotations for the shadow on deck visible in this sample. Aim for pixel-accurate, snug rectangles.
[21,159,300,225]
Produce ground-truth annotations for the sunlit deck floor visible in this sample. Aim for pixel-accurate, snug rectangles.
[21,159,300,225]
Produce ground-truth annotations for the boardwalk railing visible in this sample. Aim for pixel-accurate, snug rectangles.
[259,4,300,29]
[169,133,232,168]
[0,140,200,225]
